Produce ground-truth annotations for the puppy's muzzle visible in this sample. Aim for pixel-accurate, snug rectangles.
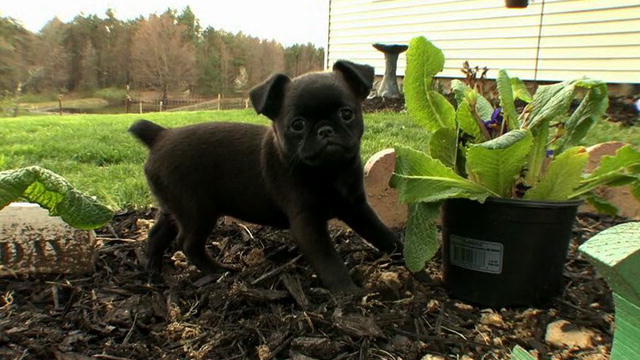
[317,125,335,140]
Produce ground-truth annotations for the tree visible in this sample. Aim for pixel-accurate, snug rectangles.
[285,43,324,77]
[130,13,196,97]
[0,16,33,93]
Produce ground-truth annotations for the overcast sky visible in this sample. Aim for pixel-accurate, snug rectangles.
[1,0,329,46]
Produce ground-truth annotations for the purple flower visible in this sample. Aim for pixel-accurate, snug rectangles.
[546,150,555,158]
[483,107,504,137]
[491,108,504,125]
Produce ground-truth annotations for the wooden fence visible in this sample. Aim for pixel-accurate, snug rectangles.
[125,95,250,113]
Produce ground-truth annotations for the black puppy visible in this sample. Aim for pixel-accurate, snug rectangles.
[129,60,399,292]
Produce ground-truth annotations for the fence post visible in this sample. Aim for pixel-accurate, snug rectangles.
[217,94,221,111]
[58,95,63,116]
[159,101,163,112]
[139,101,143,114]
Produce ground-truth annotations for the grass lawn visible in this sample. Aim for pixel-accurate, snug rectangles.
[1,109,636,211]
[0,110,425,210]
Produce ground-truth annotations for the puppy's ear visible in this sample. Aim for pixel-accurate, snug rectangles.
[333,60,375,100]
[250,73,290,119]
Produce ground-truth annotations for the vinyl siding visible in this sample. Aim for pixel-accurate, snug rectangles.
[327,0,640,83]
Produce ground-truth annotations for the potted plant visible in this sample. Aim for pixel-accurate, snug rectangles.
[505,0,529,8]
[391,36,640,307]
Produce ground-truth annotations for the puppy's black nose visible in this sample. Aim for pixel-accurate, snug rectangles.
[317,126,335,139]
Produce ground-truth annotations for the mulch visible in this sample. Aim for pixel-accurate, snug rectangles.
[0,210,631,360]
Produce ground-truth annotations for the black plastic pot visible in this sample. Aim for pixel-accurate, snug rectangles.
[442,197,581,307]
[505,0,529,8]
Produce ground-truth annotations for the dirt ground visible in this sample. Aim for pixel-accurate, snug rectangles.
[0,210,630,360]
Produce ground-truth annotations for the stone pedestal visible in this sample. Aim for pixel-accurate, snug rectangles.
[372,43,408,99]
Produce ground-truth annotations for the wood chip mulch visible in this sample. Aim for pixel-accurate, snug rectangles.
[0,211,631,360]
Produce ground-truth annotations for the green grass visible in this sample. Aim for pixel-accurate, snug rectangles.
[2,109,635,211]
[0,110,423,210]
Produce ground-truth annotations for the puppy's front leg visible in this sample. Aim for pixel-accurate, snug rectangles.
[289,213,358,293]
[338,201,400,254]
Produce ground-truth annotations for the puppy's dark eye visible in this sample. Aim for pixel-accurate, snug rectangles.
[339,108,354,122]
[290,118,305,132]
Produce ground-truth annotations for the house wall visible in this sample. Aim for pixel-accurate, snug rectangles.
[327,0,640,83]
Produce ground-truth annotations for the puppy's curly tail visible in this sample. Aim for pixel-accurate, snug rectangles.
[129,119,166,148]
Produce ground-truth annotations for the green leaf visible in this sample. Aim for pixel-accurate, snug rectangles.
[429,127,458,169]
[405,37,452,131]
[404,202,442,272]
[527,81,576,129]
[423,90,456,130]
[456,90,492,141]
[510,346,536,360]
[525,147,589,201]
[524,122,549,186]
[475,93,494,124]
[511,77,532,103]
[392,146,494,203]
[591,145,640,178]
[585,193,620,216]
[0,166,113,230]
[457,98,484,140]
[451,79,471,106]
[497,69,519,129]
[466,129,533,197]
[557,80,609,152]
[572,145,640,198]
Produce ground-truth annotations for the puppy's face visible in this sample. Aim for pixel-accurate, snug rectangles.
[250,61,374,168]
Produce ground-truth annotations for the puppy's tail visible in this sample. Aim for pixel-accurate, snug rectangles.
[129,119,166,148]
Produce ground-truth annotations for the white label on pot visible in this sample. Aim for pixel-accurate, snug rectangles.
[449,235,503,274]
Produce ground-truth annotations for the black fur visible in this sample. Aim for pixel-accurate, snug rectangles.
[129,60,399,293]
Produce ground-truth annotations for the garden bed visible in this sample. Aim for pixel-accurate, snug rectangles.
[0,211,629,360]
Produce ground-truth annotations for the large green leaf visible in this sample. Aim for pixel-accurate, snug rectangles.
[510,346,536,360]
[524,122,549,186]
[424,90,456,130]
[477,95,494,124]
[511,77,532,103]
[405,36,452,131]
[526,81,576,129]
[456,90,492,141]
[451,79,471,106]
[572,145,640,198]
[0,166,113,230]
[404,202,441,272]
[557,79,609,152]
[456,98,484,140]
[392,146,493,203]
[525,147,589,201]
[466,129,533,197]
[429,127,458,169]
[585,193,620,216]
[497,69,519,129]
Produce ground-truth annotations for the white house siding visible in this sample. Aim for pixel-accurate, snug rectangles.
[327,0,640,83]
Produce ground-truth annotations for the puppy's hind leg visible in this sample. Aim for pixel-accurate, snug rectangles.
[146,210,178,280]
[178,214,239,274]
